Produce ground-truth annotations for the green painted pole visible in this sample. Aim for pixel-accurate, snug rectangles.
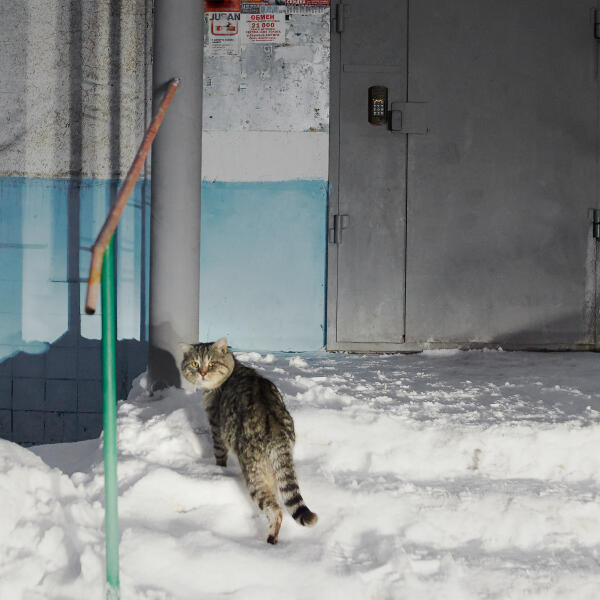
[101,236,120,600]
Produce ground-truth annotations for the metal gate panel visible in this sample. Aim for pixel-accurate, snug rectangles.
[405,1,599,348]
[328,0,409,347]
[328,1,599,351]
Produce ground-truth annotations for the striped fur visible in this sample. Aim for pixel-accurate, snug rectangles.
[181,338,317,544]
[270,443,318,527]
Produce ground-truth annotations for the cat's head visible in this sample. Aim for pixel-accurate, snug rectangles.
[180,337,235,390]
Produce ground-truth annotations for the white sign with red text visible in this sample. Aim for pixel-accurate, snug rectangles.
[206,11,241,56]
[241,10,286,44]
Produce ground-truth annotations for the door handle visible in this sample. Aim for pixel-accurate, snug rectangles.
[389,107,403,131]
[329,214,349,244]
[389,102,429,134]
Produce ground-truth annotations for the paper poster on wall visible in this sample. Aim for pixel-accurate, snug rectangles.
[205,0,242,56]
[285,0,329,14]
[242,0,286,13]
[241,6,286,45]
[286,0,329,4]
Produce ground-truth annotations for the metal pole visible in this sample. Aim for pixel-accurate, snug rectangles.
[149,0,203,390]
[85,78,180,600]
[101,236,119,600]
[85,79,180,315]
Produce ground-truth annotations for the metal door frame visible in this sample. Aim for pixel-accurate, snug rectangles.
[327,1,416,352]
[325,1,341,351]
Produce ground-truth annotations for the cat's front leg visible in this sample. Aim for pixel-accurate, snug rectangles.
[210,422,228,467]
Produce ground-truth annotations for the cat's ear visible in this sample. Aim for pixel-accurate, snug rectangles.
[179,342,194,355]
[213,337,228,354]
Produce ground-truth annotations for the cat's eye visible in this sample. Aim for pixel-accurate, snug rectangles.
[208,361,213,368]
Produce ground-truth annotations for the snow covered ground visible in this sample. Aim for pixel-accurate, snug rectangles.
[2,349,600,599]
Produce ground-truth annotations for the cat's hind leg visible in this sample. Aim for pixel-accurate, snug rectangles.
[241,460,283,544]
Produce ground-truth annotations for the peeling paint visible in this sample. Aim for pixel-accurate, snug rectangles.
[203,10,330,132]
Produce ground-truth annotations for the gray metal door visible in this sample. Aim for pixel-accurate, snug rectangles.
[328,1,408,349]
[328,0,600,351]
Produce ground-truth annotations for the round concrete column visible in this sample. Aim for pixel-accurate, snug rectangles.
[149,0,203,390]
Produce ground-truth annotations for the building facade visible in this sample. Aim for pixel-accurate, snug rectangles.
[0,0,329,444]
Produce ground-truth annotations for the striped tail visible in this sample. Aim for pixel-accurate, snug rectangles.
[270,444,318,527]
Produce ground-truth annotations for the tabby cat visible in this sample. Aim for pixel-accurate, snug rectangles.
[180,338,318,544]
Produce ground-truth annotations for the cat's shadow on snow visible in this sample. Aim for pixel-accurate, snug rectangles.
[130,383,289,543]
[128,384,214,460]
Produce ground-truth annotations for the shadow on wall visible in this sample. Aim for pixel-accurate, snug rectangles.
[0,175,150,446]
[0,334,148,447]
[0,1,153,446]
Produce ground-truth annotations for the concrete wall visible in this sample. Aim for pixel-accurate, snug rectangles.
[0,1,330,443]
[200,3,330,350]
[0,0,152,444]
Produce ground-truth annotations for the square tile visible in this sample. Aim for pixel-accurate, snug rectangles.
[78,380,102,413]
[13,410,44,445]
[0,378,11,409]
[46,347,77,379]
[78,413,102,441]
[46,379,77,412]
[78,347,102,380]
[13,379,45,411]
[0,410,11,441]
[43,412,78,444]
[12,351,45,378]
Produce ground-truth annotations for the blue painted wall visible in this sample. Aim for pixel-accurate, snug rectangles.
[0,176,148,362]
[0,175,327,443]
[200,180,327,351]
[0,176,327,360]
[0,2,330,445]
[0,176,150,444]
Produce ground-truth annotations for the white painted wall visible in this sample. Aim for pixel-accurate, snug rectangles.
[202,131,328,182]
[202,5,330,182]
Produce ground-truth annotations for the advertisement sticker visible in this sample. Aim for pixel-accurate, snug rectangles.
[205,0,242,56]
[241,7,286,44]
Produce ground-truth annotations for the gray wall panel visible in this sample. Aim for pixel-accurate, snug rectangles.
[406,0,599,346]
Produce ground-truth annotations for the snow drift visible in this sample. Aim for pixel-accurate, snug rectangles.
[1,350,600,598]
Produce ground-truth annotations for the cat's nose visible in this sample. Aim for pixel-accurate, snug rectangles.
[200,370,207,377]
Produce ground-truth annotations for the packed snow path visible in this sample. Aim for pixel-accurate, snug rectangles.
[2,350,600,598]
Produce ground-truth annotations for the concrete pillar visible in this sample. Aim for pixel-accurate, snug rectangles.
[149,0,203,390]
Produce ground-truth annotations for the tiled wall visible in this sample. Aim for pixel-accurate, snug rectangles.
[0,177,149,445]
[0,1,331,445]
